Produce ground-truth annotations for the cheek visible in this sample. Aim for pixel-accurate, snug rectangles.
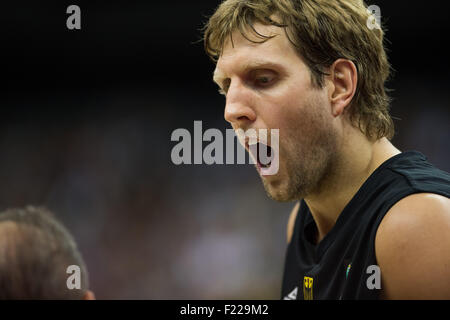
[261,93,302,132]
[273,97,314,135]
[259,83,331,146]
[278,91,332,147]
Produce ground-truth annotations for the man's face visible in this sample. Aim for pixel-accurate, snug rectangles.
[213,23,339,201]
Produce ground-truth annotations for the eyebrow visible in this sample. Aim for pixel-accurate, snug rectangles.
[213,60,286,86]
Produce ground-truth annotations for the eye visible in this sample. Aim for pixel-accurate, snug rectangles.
[252,70,277,88]
[256,76,272,85]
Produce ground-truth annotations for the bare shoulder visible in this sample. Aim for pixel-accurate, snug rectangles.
[375,193,450,299]
[287,201,300,244]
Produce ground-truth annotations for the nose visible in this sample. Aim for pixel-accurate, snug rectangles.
[224,81,256,127]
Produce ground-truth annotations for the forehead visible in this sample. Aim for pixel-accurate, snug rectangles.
[214,23,301,81]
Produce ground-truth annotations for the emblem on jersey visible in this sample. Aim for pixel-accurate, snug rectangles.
[303,276,314,300]
[283,287,298,300]
[346,263,352,279]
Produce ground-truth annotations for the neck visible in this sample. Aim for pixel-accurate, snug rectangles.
[304,134,401,244]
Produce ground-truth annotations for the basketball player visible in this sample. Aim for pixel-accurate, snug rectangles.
[203,0,450,299]
[0,206,95,300]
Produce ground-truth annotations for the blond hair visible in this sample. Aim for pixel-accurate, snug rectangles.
[204,0,394,140]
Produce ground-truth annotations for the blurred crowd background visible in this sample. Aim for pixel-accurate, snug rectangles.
[0,1,448,299]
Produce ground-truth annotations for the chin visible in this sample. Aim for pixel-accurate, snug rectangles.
[263,178,300,202]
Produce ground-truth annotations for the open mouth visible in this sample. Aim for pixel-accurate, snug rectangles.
[247,141,274,169]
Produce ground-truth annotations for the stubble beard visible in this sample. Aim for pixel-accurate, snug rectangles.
[261,98,339,202]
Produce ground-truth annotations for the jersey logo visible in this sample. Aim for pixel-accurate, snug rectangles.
[283,287,298,300]
[346,263,352,279]
[303,276,314,300]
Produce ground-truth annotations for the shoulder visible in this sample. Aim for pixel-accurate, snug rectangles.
[375,193,450,299]
[287,202,300,244]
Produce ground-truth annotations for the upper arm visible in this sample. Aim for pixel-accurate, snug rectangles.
[287,202,300,244]
[375,193,450,299]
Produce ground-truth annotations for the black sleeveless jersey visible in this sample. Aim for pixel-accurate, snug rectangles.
[281,151,450,300]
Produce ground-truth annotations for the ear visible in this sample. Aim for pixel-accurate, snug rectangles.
[83,290,96,300]
[327,59,357,118]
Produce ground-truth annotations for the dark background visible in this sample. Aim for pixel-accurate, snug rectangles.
[0,1,448,299]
